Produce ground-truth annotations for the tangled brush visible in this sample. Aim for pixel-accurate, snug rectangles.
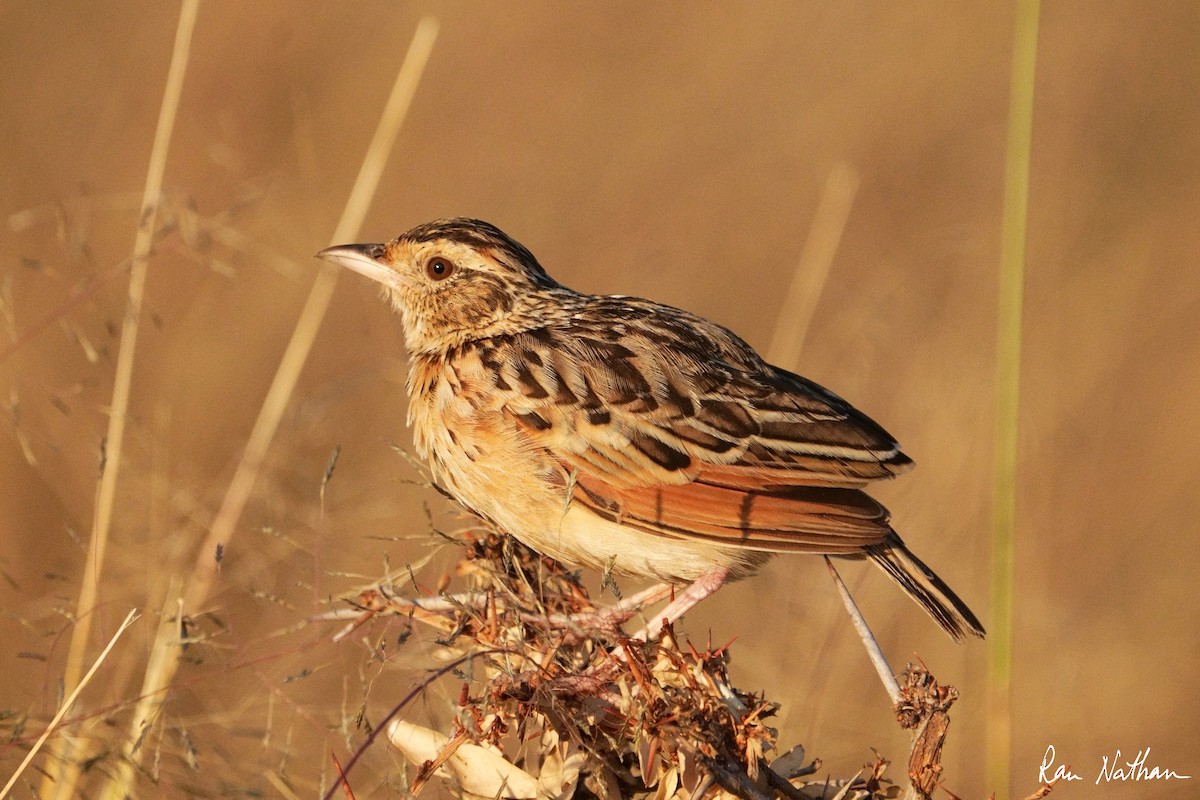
[321,522,1018,800]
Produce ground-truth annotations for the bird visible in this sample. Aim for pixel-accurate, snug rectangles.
[317,218,985,641]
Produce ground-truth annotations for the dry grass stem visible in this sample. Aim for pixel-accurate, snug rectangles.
[264,770,305,800]
[98,17,439,795]
[2,610,139,800]
[40,3,199,797]
[187,13,438,615]
[766,163,859,370]
[101,579,182,799]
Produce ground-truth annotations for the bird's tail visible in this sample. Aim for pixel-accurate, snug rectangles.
[864,532,986,641]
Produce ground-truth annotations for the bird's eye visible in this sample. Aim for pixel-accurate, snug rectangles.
[426,256,455,281]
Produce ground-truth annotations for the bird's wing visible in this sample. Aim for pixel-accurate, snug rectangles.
[472,299,909,552]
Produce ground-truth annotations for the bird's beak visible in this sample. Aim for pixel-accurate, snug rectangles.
[316,243,395,287]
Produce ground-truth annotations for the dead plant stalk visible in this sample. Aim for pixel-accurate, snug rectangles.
[99,16,439,799]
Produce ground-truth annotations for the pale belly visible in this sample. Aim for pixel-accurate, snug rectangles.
[528,503,771,583]
[420,415,767,585]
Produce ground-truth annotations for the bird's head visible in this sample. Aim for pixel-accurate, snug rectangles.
[318,218,560,354]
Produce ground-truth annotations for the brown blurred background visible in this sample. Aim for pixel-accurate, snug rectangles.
[2,2,1198,798]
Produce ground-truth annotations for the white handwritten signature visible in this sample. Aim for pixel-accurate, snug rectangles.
[1039,745,1191,785]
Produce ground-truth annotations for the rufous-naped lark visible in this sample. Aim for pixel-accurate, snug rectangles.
[319,218,984,641]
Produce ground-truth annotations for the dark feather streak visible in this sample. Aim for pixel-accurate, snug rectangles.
[514,410,553,431]
[695,400,757,438]
[630,431,691,472]
[515,363,549,399]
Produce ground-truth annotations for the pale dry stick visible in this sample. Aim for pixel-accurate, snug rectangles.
[102,18,440,797]
[766,163,859,370]
[823,557,901,705]
[40,3,199,798]
[1,610,139,800]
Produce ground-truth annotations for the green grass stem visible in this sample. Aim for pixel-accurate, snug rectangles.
[988,2,1040,798]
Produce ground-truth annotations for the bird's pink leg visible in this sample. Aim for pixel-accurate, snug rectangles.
[551,583,675,632]
[631,567,730,641]
[610,582,675,613]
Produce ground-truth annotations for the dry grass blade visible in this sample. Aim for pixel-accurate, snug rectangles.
[38,3,200,797]
[99,17,439,797]
[767,163,859,370]
[263,770,304,800]
[1,610,139,800]
[189,13,439,616]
